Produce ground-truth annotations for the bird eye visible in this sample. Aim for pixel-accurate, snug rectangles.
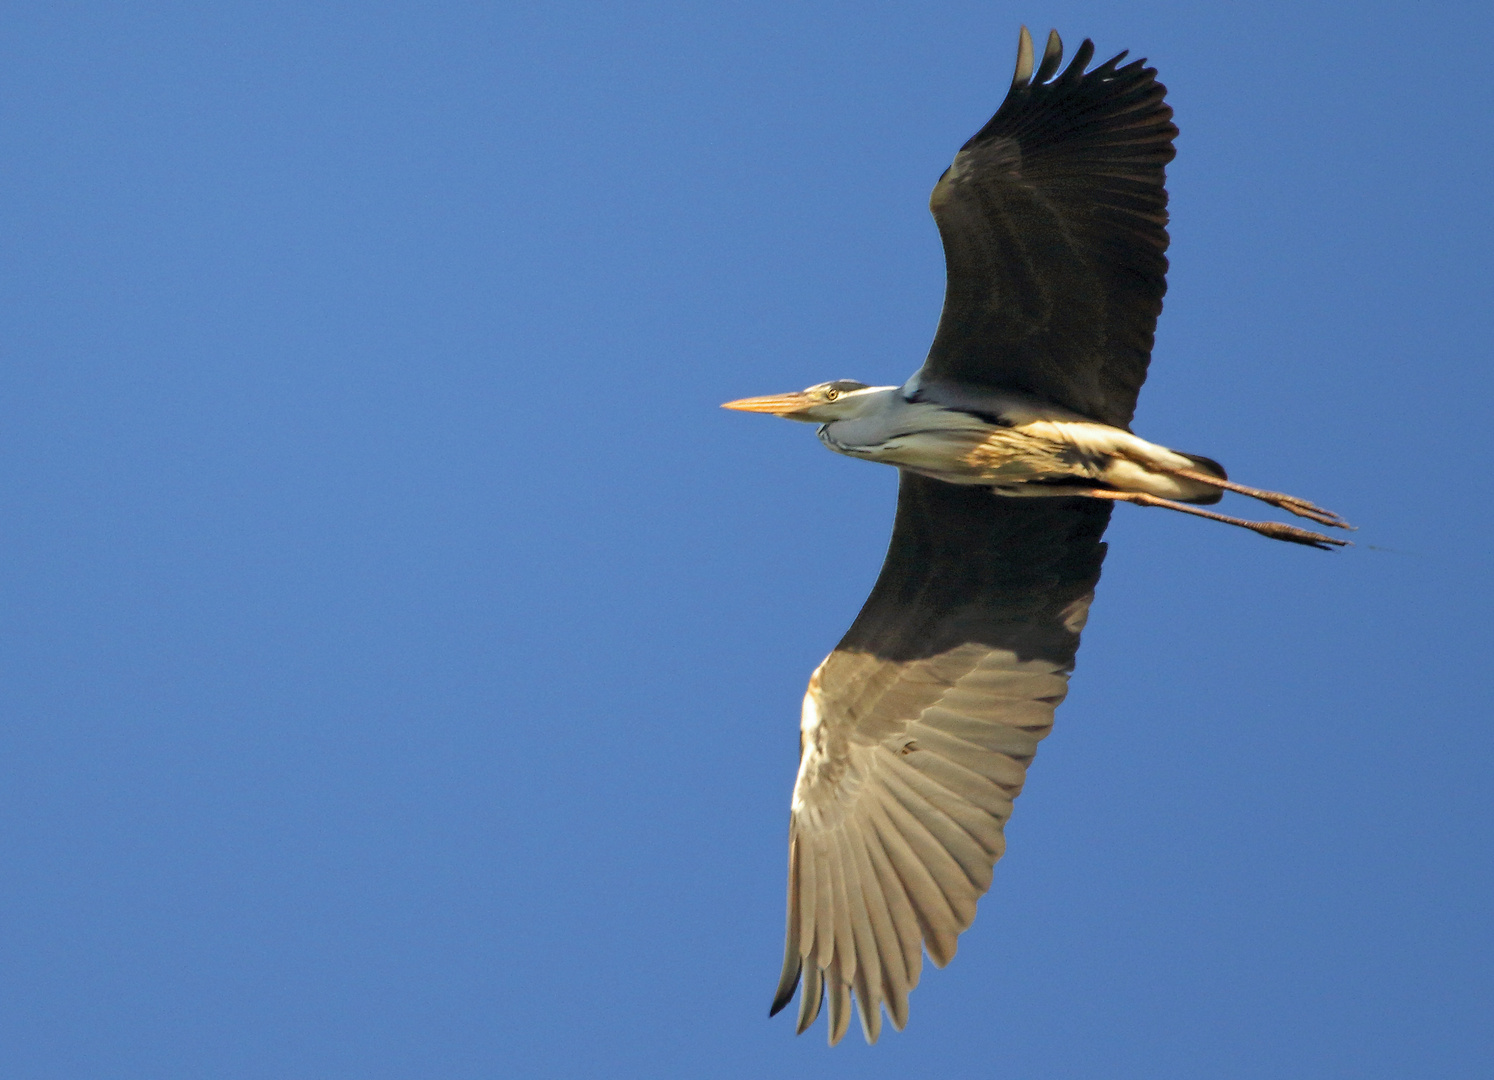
[825,389,840,401]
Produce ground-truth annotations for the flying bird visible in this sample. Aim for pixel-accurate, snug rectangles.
[723,28,1351,1045]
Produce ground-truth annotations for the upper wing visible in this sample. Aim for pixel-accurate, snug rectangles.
[918,28,1177,429]
[771,473,1111,1043]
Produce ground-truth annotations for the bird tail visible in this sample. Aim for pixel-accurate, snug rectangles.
[1175,453,1227,504]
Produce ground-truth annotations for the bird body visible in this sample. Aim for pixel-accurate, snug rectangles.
[733,380,1227,503]
[723,26,1350,1046]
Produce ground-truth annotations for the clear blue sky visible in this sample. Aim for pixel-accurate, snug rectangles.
[2,2,1491,1077]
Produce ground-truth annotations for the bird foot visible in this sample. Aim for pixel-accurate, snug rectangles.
[1248,520,1351,550]
[1261,493,1353,530]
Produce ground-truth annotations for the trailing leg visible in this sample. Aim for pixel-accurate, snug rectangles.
[1158,466,1353,531]
[1074,488,1350,550]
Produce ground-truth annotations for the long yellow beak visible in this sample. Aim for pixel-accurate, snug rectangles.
[720,392,814,415]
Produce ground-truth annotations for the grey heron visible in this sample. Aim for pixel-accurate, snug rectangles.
[723,28,1351,1045]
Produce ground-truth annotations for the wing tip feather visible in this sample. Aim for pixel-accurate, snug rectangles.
[1010,26,1034,90]
[795,963,824,1034]
[827,970,852,1045]
[769,957,801,1017]
[1033,29,1064,83]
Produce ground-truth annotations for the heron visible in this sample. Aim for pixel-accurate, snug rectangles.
[722,28,1351,1046]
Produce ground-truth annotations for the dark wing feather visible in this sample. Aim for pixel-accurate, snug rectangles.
[919,28,1177,428]
[771,474,1110,1042]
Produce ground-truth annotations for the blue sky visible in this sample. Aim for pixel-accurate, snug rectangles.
[2,2,1491,1077]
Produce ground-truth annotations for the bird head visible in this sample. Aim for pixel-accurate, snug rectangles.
[721,380,885,422]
